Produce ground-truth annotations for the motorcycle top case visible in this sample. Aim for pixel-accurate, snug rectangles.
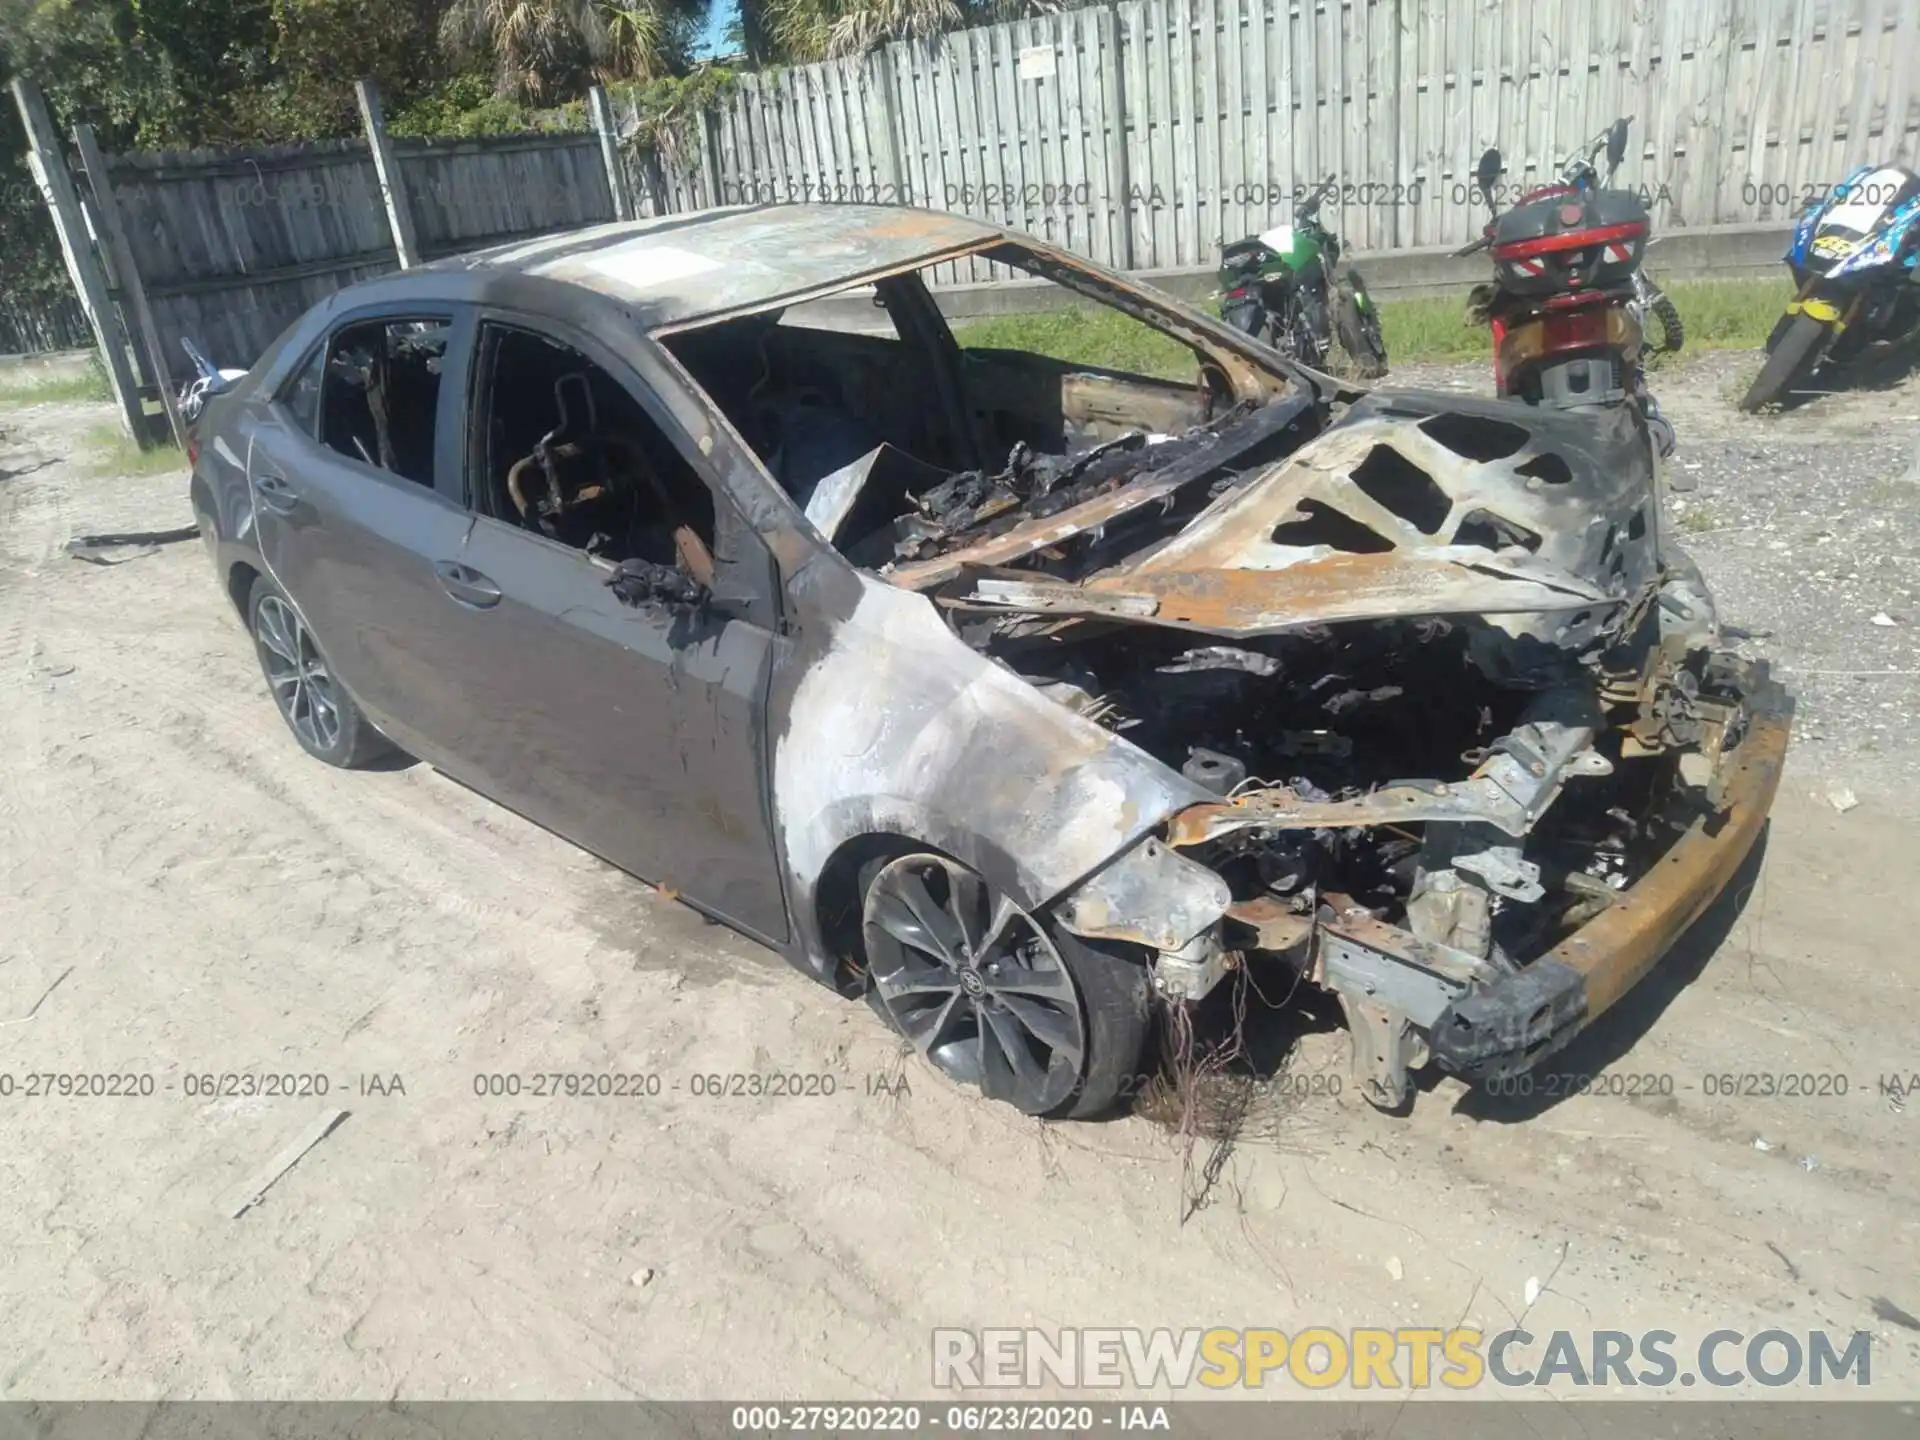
[1489,188,1650,297]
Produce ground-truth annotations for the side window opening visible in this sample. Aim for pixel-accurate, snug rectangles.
[660,277,966,510]
[658,251,1239,572]
[319,316,449,486]
[476,324,716,580]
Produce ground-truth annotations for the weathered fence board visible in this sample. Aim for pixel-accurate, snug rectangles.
[402,133,614,258]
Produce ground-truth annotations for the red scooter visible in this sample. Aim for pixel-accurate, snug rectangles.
[1454,126,1675,453]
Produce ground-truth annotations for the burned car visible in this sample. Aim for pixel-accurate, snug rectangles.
[187,205,1790,1117]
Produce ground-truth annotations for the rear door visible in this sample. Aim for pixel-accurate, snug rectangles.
[425,314,789,944]
[247,307,477,762]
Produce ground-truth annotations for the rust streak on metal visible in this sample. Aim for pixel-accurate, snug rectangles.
[1224,894,1313,951]
[1086,556,1594,628]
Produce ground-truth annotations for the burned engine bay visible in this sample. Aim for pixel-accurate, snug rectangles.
[859,385,1787,1108]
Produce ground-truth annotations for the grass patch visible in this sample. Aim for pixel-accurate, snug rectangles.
[1674,504,1720,534]
[956,303,1197,381]
[1655,278,1794,351]
[0,358,112,406]
[1378,294,1488,362]
[953,277,1796,377]
[79,421,187,479]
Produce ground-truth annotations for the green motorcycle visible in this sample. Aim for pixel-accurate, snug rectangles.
[1217,175,1388,377]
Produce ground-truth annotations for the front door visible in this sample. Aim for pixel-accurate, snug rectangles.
[425,316,788,943]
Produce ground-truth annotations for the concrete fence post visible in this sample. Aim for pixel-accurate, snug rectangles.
[356,79,421,269]
[589,84,635,221]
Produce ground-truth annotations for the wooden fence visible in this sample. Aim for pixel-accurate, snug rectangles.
[14,0,1920,442]
[701,0,1920,279]
[0,292,89,355]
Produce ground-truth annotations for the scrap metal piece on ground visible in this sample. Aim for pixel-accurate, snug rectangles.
[222,1108,349,1219]
[66,524,199,566]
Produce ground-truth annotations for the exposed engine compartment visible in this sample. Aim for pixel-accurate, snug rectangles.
[867,383,1782,1109]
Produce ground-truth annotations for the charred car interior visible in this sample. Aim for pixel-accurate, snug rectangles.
[649,237,1790,1111]
[474,324,718,590]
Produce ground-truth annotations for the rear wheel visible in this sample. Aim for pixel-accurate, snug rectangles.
[247,575,391,768]
[1741,312,1829,412]
[859,852,1150,1118]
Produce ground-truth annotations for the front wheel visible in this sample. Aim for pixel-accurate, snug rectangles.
[859,852,1150,1118]
[1294,296,1332,368]
[1741,312,1829,412]
[1334,275,1389,377]
[1644,287,1685,355]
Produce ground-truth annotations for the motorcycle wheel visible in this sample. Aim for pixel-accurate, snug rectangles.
[1741,313,1828,412]
[1221,302,1265,338]
[1296,297,1332,369]
[1646,289,1685,355]
[1334,278,1389,377]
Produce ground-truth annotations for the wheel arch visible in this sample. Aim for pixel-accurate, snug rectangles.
[226,558,263,621]
[804,819,1039,996]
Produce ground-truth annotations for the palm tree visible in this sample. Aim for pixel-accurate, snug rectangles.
[738,0,1068,66]
[440,0,706,102]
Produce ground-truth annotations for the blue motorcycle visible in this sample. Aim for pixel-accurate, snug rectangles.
[1742,163,1920,410]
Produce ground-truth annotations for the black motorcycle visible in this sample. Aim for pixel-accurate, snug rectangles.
[1217,175,1388,377]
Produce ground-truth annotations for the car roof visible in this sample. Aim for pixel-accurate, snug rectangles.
[423,204,1002,328]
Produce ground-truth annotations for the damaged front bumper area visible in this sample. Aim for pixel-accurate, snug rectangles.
[1180,667,1789,1108]
[1046,655,1790,1109]
[1422,677,1789,1081]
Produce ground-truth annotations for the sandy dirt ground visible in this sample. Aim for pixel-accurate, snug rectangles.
[2,356,1918,1404]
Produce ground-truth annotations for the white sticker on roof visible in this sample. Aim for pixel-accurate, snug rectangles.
[579,245,725,291]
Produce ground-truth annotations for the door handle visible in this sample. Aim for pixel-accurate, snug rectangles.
[434,560,502,609]
[251,471,298,514]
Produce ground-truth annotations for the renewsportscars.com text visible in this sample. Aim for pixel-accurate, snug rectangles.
[932,1327,1874,1391]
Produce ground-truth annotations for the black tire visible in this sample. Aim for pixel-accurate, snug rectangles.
[1295,296,1331,368]
[245,573,392,768]
[1220,299,1265,338]
[1334,276,1389,377]
[1740,312,1828,412]
[1647,290,1685,355]
[858,852,1150,1119]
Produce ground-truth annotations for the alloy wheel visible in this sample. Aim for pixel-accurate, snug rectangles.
[862,854,1087,1115]
[254,594,342,754]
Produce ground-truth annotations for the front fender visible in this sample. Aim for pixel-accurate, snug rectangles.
[772,576,1212,925]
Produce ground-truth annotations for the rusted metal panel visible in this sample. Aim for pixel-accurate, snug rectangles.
[503,205,1000,325]
[1223,894,1313,952]
[944,556,1610,636]
[1550,684,1793,1017]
